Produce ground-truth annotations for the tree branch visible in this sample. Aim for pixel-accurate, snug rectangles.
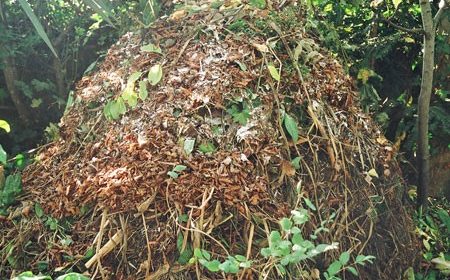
[379,17,424,34]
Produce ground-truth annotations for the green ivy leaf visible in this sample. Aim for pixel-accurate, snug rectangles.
[139,81,148,100]
[283,113,299,142]
[268,64,280,81]
[0,144,7,165]
[0,120,11,133]
[148,64,163,85]
[141,43,162,54]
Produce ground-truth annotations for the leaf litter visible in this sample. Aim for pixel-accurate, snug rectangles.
[1,3,418,280]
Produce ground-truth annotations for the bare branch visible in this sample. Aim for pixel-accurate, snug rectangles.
[379,17,424,34]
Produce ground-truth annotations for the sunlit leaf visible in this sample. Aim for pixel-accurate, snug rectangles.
[18,0,58,57]
[0,120,10,133]
[392,0,402,9]
[82,0,115,27]
[184,138,195,156]
[148,64,163,85]
[268,64,280,81]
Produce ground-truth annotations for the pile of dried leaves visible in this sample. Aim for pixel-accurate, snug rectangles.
[1,3,418,279]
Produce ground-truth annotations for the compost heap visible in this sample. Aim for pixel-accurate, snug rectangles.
[2,6,418,280]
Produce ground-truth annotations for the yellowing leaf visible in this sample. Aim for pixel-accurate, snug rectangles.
[169,10,187,21]
[268,64,280,82]
[0,120,11,133]
[148,64,163,86]
[252,43,269,53]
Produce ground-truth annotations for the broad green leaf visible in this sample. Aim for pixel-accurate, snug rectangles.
[339,251,350,265]
[327,260,342,276]
[2,174,22,207]
[0,120,11,133]
[183,138,195,155]
[109,100,122,120]
[0,144,7,165]
[283,113,299,142]
[148,64,163,85]
[392,0,402,9]
[201,249,211,261]
[268,64,280,81]
[139,81,148,100]
[173,165,187,172]
[122,89,139,109]
[269,230,282,244]
[261,247,272,257]
[18,0,58,57]
[235,255,247,262]
[437,209,450,232]
[280,217,293,231]
[219,260,239,274]
[291,209,309,225]
[115,97,127,115]
[291,233,303,245]
[194,248,204,259]
[141,43,162,54]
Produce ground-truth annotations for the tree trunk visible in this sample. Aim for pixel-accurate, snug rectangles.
[417,0,436,208]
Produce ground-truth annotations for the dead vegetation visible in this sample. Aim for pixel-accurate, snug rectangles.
[1,4,418,279]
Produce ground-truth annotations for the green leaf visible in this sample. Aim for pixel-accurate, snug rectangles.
[291,233,303,245]
[139,81,148,100]
[199,142,216,153]
[204,260,221,272]
[141,43,162,54]
[260,247,272,257]
[280,217,293,231]
[194,248,204,259]
[392,0,402,9]
[355,255,375,265]
[167,171,179,179]
[269,231,282,245]
[268,64,280,81]
[219,260,239,274]
[184,138,195,156]
[0,144,7,165]
[1,174,22,207]
[235,255,247,262]
[11,271,52,280]
[173,165,187,172]
[291,209,309,225]
[122,89,139,109]
[291,156,301,169]
[128,71,142,84]
[0,120,11,133]
[55,272,90,280]
[284,113,299,142]
[347,266,358,276]
[201,249,211,261]
[18,0,58,57]
[327,260,342,276]
[303,197,316,211]
[249,0,266,9]
[437,209,450,232]
[148,64,163,85]
[235,60,247,71]
[35,203,44,218]
[339,251,350,265]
